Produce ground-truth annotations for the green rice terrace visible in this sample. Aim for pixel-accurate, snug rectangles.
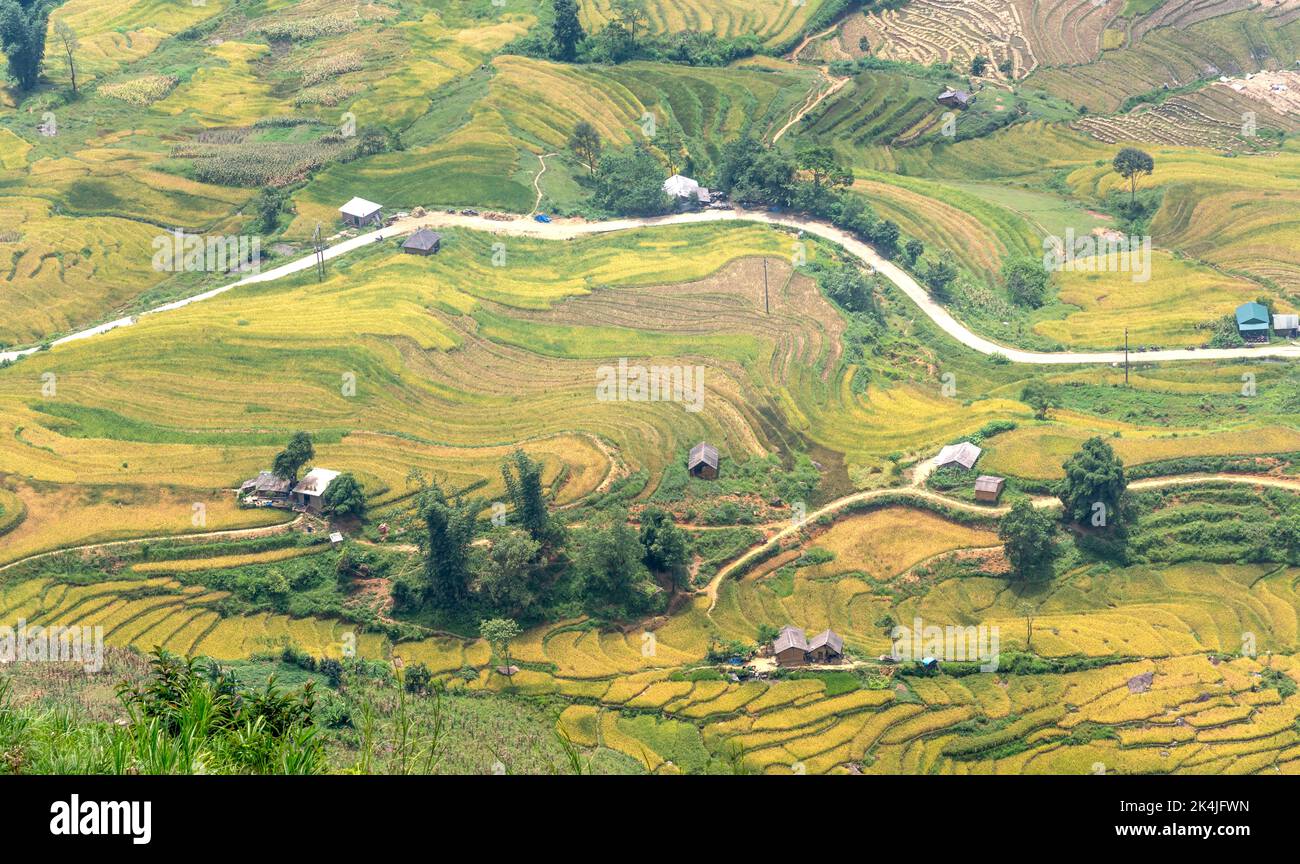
[2,0,1300,779]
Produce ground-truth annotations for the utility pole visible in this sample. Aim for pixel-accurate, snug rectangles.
[1124,327,1129,386]
[763,258,770,314]
[312,224,325,282]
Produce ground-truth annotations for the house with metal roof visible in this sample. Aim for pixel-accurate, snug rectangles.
[807,629,845,664]
[1274,313,1298,337]
[290,467,341,513]
[1236,301,1271,342]
[772,625,845,667]
[688,442,719,480]
[937,88,973,109]
[772,625,810,666]
[239,470,292,501]
[402,228,442,255]
[339,197,383,228]
[935,441,982,471]
[663,174,711,207]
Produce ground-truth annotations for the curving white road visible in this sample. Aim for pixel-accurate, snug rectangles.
[5,208,1299,366]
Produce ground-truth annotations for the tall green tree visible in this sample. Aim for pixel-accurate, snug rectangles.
[550,0,584,61]
[821,263,878,318]
[420,481,478,608]
[1002,256,1050,308]
[657,120,686,175]
[475,529,542,617]
[576,514,662,616]
[1112,147,1154,206]
[0,0,50,92]
[501,449,561,546]
[480,617,523,675]
[567,120,602,176]
[922,258,958,301]
[795,144,853,192]
[1020,379,1058,420]
[716,132,797,206]
[272,431,315,481]
[322,473,366,518]
[998,499,1056,578]
[593,144,669,215]
[255,186,290,233]
[1056,436,1128,529]
[610,0,648,42]
[638,507,690,590]
[53,19,76,93]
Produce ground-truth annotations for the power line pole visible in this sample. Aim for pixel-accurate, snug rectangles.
[312,224,325,281]
[763,258,770,314]
[1124,327,1129,386]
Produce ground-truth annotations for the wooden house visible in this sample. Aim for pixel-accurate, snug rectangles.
[402,228,442,255]
[937,88,973,109]
[239,471,292,503]
[688,442,719,480]
[339,197,383,229]
[974,475,1005,503]
[806,629,845,664]
[772,625,809,667]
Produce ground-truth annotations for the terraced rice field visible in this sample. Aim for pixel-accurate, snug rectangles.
[0,479,289,568]
[1027,9,1300,113]
[1076,76,1300,151]
[0,224,870,520]
[1034,249,1269,348]
[560,650,1300,773]
[0,574,385,659]
[284,56,814,236]
[840,0,1043,77]
[6,493,1300,775]
[797,70,950,149]
[981,423,1300,479]
[1068,144,1300,293]
[577,0,824,46]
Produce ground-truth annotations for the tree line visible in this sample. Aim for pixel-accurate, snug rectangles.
[396,450,691,626]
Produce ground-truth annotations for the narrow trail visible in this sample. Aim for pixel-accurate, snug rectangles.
[699,471,1300,613]
[788,22,844,62]
[772,66,850,144]
[529,152,556,216]
[9,209,1299,367]
[0,515,303,575]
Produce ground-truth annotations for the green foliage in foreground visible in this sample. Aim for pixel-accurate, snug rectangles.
[0,649,325,775]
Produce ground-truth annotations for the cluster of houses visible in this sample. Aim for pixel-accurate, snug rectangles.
[239,467,340,514]
[933,442,1005,503]
[772,625,845,667]
[1235,301,1298,343]
[338,197,443,254]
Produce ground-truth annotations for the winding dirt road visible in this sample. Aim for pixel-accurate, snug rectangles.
[700,471,1300,612]
[7,209,1298,367]
[772,67,850,143]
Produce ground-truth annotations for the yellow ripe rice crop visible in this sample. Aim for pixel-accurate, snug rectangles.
[810,507,999,579]
[131,544,326,574]
[557,705,599,748]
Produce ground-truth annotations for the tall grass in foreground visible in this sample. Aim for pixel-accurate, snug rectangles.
[0,650,326,775]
